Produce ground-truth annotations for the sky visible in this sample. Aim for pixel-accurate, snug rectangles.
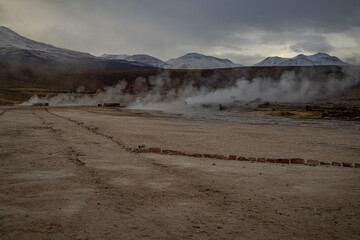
[0,0,360,65]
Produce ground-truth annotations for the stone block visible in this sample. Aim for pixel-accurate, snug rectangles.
[192,153,203,158]
[237,156,248,161]
[331,162,341,167]
[228,155,237,160]
[256,158,266,163]
[266,158,276,163]
[213,154,227,160]
[307,160,320,166]
[162,149,185,155]
[277,158,290,164]
[291,158,305,164]
[133,148,150,153]
[149,148,161,154]
[342,162,353,168]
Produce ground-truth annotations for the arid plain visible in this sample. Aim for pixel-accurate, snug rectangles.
[0,106,359,239]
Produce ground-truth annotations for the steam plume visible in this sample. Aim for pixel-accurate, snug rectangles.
[21,67,360,111]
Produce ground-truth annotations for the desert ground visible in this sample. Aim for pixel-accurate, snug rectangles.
[0,106,359,239]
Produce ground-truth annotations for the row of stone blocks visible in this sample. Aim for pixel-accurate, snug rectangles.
[130,147,359,168]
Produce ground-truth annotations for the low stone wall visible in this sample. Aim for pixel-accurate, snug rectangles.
[130,146,359,169]
[46,110,359,170]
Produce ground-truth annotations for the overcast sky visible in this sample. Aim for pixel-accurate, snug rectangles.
[1,0,360,65]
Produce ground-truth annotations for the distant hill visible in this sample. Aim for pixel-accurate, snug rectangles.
[166,53,242,69]
[101,53,242,69]
[254,53,349,66]
[0,26,152,70]
[101,54,172,69]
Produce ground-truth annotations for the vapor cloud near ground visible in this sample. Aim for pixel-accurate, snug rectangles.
[22,82,128,106]
[128,68,360,111]
[22,68,360,112]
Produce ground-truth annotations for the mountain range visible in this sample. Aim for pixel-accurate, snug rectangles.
[165,53,242,69]
[0,26,151,70]
[100,53,241,69]
[101,54,172,69]
[0,26,350,69]
[254,53,348,66]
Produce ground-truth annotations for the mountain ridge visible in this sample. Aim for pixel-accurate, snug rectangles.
[100,54,172,69]
[0,26,350,69]
[0,26,152,70]
[166,53,242,69]
[254,53,349,66]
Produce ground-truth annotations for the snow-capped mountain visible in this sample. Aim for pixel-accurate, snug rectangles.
[254,53,349,66]
[0,26,91,57]
[253,56,288,66]
[101,54,172,69]
[0,26,152,69]
[166,53,242,69]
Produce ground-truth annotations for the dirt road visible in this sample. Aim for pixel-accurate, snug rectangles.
[0,107,359,239]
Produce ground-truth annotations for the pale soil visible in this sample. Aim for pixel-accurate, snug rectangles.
[57,107,360,163]
[0,106,359,239]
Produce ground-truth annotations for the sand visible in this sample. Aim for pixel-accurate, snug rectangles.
[0,106,359,239]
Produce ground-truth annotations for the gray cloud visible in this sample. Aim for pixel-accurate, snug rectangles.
[1,0,360,64]
[0,2,8,23]
[290,35,334,53]
[212,53,264,66]
[345,54,360,65]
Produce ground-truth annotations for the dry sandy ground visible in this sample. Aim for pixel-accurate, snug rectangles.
[0,106,359,239]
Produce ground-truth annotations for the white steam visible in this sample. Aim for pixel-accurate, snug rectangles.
[129,69,360,110]
[21,82,128,106]
[21,68,360,110]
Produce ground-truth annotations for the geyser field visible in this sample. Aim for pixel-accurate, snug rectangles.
[1,66,360,239]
